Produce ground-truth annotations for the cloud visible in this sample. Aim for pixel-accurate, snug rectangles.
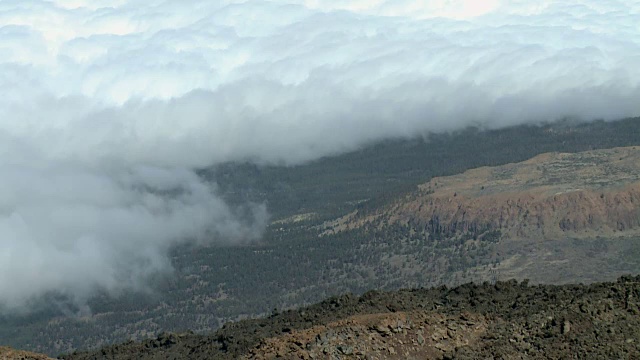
[1,0,639,311]
[0,161,267,312]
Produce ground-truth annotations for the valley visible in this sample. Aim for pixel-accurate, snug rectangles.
[2,119,640,356]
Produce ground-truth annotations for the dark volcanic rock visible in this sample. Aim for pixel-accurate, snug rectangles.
[62,276,640,360]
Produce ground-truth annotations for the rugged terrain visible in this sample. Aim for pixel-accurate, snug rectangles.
[321,146,640,286]
[3,119,640,355]
[332,146,640,240]
[62,276,640,359]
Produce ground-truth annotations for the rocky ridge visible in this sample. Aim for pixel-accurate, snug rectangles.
[328,146,640,240]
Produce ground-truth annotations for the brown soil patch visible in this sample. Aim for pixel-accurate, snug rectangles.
[0,347,52,360]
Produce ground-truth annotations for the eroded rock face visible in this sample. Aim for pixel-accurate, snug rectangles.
[401,183,640,240]
[339,147,640,240]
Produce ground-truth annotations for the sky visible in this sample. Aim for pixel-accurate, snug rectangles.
[1,0,640,312]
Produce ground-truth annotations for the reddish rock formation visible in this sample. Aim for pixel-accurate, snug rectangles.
[339,146,640,240]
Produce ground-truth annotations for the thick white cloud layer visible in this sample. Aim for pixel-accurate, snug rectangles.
[1,0,639,311]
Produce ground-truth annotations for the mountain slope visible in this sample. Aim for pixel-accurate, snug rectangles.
[4,119,640,356]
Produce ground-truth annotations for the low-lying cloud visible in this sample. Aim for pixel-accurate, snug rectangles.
[1,0,639,311]
[0,163,266,311]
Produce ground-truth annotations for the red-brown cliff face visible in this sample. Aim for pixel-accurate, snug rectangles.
[394,183,640,240]
[333,147,640,240]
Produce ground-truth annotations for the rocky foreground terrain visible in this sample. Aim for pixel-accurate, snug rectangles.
[54,276,640,359]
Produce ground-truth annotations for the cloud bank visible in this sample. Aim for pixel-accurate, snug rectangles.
[1,0,639,311]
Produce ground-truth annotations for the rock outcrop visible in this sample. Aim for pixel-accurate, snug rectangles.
[335,146,640,240]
